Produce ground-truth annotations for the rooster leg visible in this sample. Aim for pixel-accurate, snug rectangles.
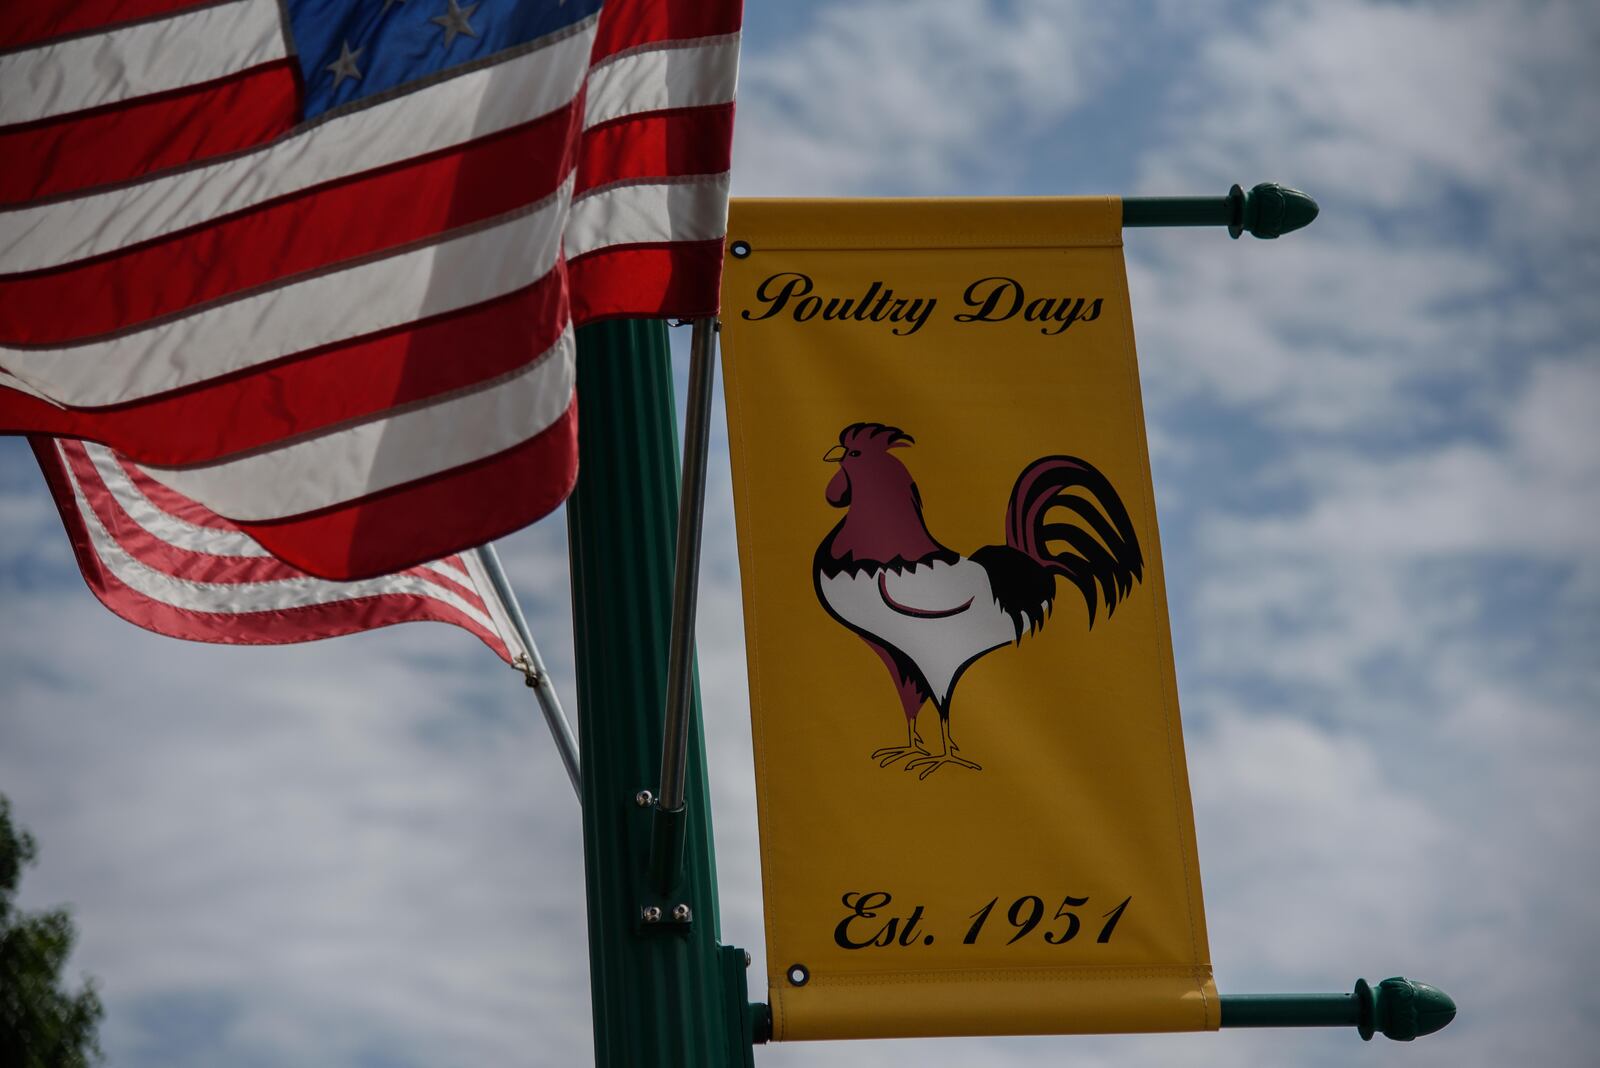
[870,720,928,767]
[905,718,983,780]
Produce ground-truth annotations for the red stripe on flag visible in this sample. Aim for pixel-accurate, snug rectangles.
[411,566,488,614]
[0,0,218,50]
[59,440,293,581]
[576,105,734,195]
[60,442,492,615]
[568,239,725,324]
[1,105,577,344]
[33,438,510,657]
[117,448,515,620]
[0,273,569,465]
[235,399,579,581]
[411,562,484,607]
[113,453,508,617]
[0,391,81,443]
[590,0,743,62]
[0,62,300,205]
[114,453,236,530]
[62,537,508,652]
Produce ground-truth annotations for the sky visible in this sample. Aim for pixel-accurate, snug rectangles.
[2,1,1598,1065]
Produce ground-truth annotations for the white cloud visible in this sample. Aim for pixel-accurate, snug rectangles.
[1141,1,1600,242]
[1128,230,1510,434]
[2,580,593,1067]
[1131,0,1600,437]
[733,0,1108,195]
[1187,709,1447,970]
[1206,358,1600,561]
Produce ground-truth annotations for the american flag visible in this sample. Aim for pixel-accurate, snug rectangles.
[32,435,534,664]
[0,0,742,579]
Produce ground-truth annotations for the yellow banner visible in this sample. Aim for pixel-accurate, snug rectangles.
[719,198,1216,1041]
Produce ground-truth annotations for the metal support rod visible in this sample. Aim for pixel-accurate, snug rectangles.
[649,316,718,894]
[471,543,582,798]
[1220,977,1456,1041]
[1123,182,1319,238]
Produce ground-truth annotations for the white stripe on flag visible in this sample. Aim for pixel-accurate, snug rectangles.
[0,0,285,126]
[140,326,576,520]
[0,368,63,406]
[424,558,473,588]
[83,441,269,557]
[565,174,731,260]
[59,445,503,630]
[0,24,596,274]
[1,177,572,405]
[583,34,741,129]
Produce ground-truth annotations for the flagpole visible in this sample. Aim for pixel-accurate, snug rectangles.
[470,543,582,797]
[648,317,718,895]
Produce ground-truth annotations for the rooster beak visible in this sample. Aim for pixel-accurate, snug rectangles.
[823,445,846,463]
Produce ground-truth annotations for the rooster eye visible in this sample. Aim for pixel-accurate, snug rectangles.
[848,449,861,457]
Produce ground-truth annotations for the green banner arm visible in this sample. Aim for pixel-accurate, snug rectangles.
[1123,182,1319,238]
[748,976,1454,1045]
[1221,976,1457,1041]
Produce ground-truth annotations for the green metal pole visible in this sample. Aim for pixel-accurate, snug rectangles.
[566,319,753,1068]
[1221,977,1457,1041]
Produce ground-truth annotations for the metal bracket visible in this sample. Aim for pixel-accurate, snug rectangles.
[511,653,542,687]
[628,786,694,934]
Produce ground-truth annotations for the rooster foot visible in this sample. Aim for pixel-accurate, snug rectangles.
[871,725,927,767]
[871,743,930,767]
[904,751,983,781]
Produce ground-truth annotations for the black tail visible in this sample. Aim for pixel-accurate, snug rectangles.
[1004,456,1144,627]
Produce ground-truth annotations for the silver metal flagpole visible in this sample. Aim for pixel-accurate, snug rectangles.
[471,542,583,798]
[647,316,718,893]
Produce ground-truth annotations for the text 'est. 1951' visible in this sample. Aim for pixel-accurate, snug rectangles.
[831,890,1133,951]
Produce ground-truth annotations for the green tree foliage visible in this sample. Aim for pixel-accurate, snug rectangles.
[1,795,103,1067]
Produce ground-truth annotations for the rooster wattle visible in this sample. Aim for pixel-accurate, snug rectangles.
[813,422,1145,779]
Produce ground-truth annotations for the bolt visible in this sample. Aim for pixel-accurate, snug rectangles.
[744,950,752,967]
[672,903,692,923]
[635,789,654,808]
[641,906,662,924]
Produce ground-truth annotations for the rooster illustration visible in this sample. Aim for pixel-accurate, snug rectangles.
[813,423,1144,779]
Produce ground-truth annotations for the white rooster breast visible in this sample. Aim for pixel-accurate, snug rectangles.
[818,557,1017,708]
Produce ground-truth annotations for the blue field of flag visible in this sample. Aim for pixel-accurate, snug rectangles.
[286,0,605,119]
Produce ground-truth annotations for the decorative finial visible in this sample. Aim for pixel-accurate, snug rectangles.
[1229,182,1320,239]
[1357,976,1458,1041]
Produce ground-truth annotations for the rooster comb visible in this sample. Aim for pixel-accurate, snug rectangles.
[839,422,914,449]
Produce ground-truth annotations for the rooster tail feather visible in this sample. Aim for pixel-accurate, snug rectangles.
[1041,524,1120,625]
[1006,456,1144,627]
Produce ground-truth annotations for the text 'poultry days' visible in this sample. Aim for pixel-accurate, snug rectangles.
[740,273,1106,337]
